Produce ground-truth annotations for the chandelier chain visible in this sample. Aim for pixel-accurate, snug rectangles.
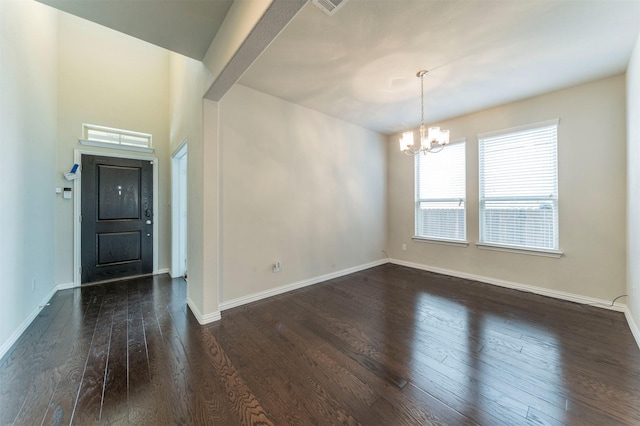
[420,73,424,127]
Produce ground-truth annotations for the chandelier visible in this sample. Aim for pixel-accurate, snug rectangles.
[399,70,450,155]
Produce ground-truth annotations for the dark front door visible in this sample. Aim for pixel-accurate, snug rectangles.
[81,155,153,284]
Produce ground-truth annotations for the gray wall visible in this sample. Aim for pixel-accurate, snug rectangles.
[218,84,388,304]
[0,0,58,354]
[388,75,627,302]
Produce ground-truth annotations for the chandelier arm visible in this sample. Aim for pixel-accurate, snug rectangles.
[429,144,446,154]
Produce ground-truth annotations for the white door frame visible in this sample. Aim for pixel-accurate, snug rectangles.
[171,139,188,278]
[73,148,159,287]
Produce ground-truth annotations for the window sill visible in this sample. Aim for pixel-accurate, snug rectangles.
[476,242,563,258]
[79,139,155,154]
[412,236,469,247]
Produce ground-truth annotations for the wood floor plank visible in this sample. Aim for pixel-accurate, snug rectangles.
[392,382,479,426]
[220,309,356,425]
[0,291,75,424]
[137,280,191,424]
[41,288,105,425]
[70,286,120,424]
[241,306,382,425]
[99,289,129,424]
[126,281,156,425]
[1,265,639,424]
[255,297,404,397]
[164,306,239,424]
[195,320,273,425]
[4,292,77,425]
[10,367,59,425]
[256,305,380,408]
[287,296,410,389]
[215,320,314,425]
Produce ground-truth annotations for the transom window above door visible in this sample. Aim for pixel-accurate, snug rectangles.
[82,123,152,149]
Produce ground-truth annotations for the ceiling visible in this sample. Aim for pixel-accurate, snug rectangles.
[37,0,640,136]
[239,0,640,135]
[36,0,233,60]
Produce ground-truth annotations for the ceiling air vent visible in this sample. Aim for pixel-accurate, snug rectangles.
[312,0,347,16]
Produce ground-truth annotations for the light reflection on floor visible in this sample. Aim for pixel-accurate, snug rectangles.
[407,291,565,424]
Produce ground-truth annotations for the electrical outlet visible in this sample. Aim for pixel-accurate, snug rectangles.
[402,243,407,251]
[273,260,281,273]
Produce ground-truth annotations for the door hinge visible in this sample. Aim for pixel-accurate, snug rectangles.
[79,215,82,223]
[79,266,82,274]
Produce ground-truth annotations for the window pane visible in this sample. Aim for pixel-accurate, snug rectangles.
[417,201,466,241]
[479,122,559,250]
[121,134,149,147]
[87,129,120,144]
[481,199,557,249]
[415,141,466,241]
[84,124,152,148]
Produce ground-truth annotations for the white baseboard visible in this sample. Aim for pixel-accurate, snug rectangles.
[219,259,389,312]
[187,298,221,325]
[0,284,59,361]
[155,268,170,276]
[57,282,76,290]
[389,258,626,312]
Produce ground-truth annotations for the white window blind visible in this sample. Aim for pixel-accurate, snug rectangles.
[478,120,559,251]
[415,140,466,241]
[83,124,152,148]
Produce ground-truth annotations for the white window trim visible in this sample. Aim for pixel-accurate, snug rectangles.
[476,118,559,140]
[79,138,155,154]
[476,242,563,258]
[413,236,469,247]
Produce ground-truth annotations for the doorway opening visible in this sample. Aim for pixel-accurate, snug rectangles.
[172,141,188,279]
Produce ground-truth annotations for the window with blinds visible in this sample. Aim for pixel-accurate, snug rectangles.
[478,119,559,251]
[415,140,466,242]
[83,124,152,148]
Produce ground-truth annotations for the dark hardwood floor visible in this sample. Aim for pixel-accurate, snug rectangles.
[1,264,640,425]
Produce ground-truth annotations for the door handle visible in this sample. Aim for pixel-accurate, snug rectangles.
[146,220,152,225]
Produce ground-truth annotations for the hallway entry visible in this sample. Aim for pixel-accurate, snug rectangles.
[81,155,154,283]
[171,142,188,278]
